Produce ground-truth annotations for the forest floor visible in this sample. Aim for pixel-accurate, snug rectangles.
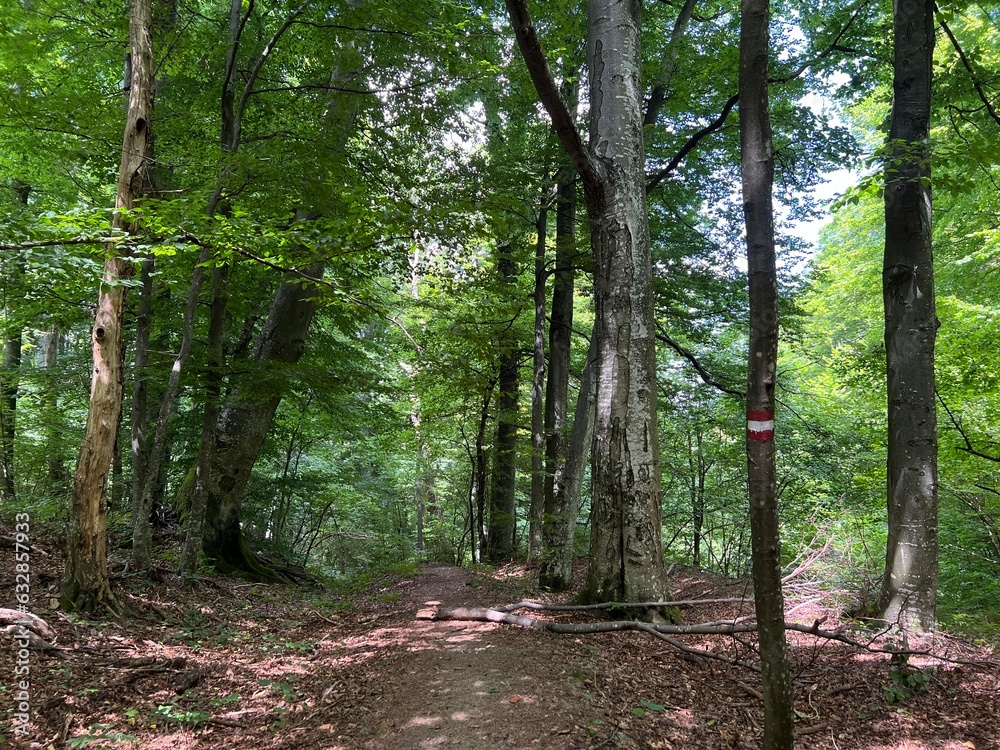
[1,537,999,749]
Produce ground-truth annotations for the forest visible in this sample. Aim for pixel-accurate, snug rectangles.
[1,0,999,747]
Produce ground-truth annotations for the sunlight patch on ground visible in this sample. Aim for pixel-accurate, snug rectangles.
[405,715,444,727]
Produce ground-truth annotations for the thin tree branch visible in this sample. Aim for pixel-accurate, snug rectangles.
[645,0,870,193]
[0,237,118,251]
[940,17,1000,128]
[938,390,1000,463]
[494,597,751,613]
[656,325,746,397]
[434,607,998,667]
[646,94,740,193]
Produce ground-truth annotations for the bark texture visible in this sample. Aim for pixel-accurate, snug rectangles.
[539,333,596,590]
[486,243,520,562]
[200,265,322,573]
[582,0,668,604]
[64,0,154,612]
[878,0,938,631]
[0,182,29,502]
[739,0,794,745]
[129,258,154,531]
[538,173,577,588]
[506,0,667,604]
[179,264,229,575]
[527,199,548,560]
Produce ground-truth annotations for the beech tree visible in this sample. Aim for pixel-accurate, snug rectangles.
[877,0,938,630]
[507,0,668,603]
[739,0,793,743]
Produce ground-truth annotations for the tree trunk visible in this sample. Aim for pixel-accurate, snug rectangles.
[877,0,937,631]
[527,198,548,560]
[688,430,708,568]
[129,257,154,560]
[0,321,21,503]
[486,245,520,562]
[179,263,229,576]
[739,0,794,744]
[132,248,207,570]
[63,0,154,612]
[538,175,580,590]
[199,264,322,574]
[539,332,596,590]
[466,385,494,564]
[507,0,668,604]
[40,327,65,486]
[0,182,29,503]
[582,0,667,605]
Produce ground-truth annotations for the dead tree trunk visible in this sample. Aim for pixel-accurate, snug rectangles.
[63,0,154,612]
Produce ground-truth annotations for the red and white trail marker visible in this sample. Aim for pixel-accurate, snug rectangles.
[747,410,774,442]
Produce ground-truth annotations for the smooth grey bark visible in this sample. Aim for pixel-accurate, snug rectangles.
[199,264,323,573]
[508,0,668,604]
[877,0,937,631]
[739,0,794,744]
[583,0,668,604]
[527,198,548,560]
[540,333,596,590]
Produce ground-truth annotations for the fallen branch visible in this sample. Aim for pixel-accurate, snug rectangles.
[435,607,998,668]
[0,607,57,642]
[493,597,751,613]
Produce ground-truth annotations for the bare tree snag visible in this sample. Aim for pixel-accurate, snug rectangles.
[63,0,154,613]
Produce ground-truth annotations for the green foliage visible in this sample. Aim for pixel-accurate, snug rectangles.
[883,643,933,704]
[1,0,997,642]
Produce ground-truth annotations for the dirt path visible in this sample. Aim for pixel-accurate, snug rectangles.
[4,545,997,750]
[357,563,585,749]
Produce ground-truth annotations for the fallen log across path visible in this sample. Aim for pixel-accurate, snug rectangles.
[427,603,999,671]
